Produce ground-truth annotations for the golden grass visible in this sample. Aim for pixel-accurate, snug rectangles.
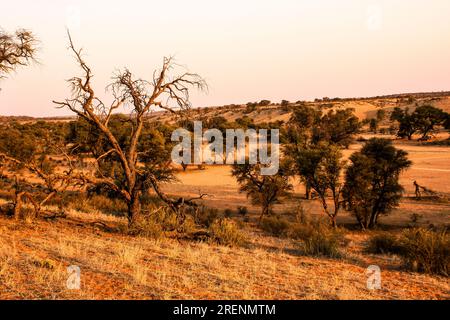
[0,209,448,300]
[1,97,450,299]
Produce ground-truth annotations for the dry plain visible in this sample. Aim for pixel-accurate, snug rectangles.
[1,96,449,300]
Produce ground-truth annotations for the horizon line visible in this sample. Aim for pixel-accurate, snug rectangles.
[2,89,450,119]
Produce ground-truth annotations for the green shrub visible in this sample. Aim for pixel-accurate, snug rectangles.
[209,218,245,247]
[366,233,399,254]
[397,228,449,276]
[260,216,290,237]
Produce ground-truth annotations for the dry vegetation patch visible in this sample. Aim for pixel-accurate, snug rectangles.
[0,211,448,300]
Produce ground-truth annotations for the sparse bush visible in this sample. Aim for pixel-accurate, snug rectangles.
[301,230,342,258]
[209,218,245,247]
[366,233,399,254]
[259,212,347,258]
[369,118,378,133]
[409,213,423,225]
[15,205,37,223]
[195,206,222,227]
[33,258,56,270]
[0,202,14,216]
[288,223,313,240]
[140,192,163,207]
[223,208,233,218]
[244,103,257,114]
[232,162,292,222]
[258,100,271,107]
[66,193,128,216]
[260,216,290,237]
[281,100,290,107]
[379,128,388,135]
[237,206,248,216]
[397,228,449,276]
[291,218,346,258]
[89,195,127,216]
[128,214,163,239]
[176,215,198,235]
[127,206,187,239]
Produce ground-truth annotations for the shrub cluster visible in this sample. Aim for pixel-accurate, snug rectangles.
[127,206,195,239]
[366,228,449,276]
[366,233,399,254]
[260,216,290,237]
[260,214,347,258]
[293,220,346,258]
[397,228,449,276]
[208,218,246,247]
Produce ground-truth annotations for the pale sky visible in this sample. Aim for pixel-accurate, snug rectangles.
[1,0,450,116]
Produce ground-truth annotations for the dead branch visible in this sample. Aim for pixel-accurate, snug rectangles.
[52,31,206,224]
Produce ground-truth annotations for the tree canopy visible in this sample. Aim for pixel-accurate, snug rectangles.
[0,28,37,81]
[343,138,411,229]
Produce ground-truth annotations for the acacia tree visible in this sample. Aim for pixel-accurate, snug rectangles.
[0,28,37,82]
[284,105,358,199]
[53,33,206,224]
[391,106,449,140]
[0,122,78,218]
[288,142,345,227]
[413,105,448,140]
[285,105,360,149]
[390,107,415,140]
[67,115,176,192]
[232,162,292,223]
[313,108,360,148]
[283,105,321,199]
[376,109,386,123]
[283,105,358,227]
[369,118,378,133]
[342,138,411,229]
[444,114,450,134]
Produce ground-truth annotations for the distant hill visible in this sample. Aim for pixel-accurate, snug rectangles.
[2,91,450,124]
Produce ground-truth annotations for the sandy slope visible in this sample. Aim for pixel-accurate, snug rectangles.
[0,211,448,300]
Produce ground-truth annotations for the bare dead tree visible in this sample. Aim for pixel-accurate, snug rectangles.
[53,31,207,225]
[0,28,37,81]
